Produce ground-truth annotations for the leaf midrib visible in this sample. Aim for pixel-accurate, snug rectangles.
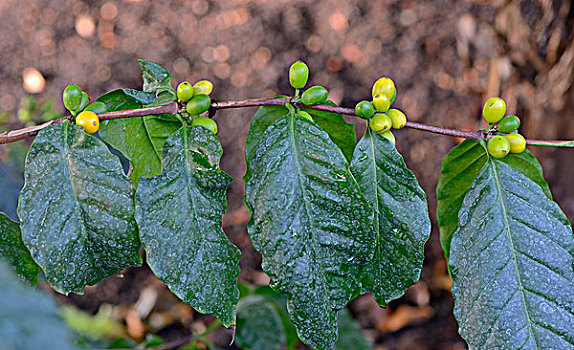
[367,128,381,235]
[182,127,203,283]
[490,159,541,349]
[63,123,94,292]
[288,114,324,287]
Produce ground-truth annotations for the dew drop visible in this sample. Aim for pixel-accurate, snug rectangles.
[459,211,469,226]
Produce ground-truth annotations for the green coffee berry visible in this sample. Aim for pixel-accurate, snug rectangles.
[498,115,520,133]
[296,110,314,122]
[192,116,218,134]
[372,77,395,100]
[63,84,83,112]
[193,80,213,96]
[372,94,391,113]
[482,97,506,123]
[504,133,526,154]
[390,89,396,105]
[386,109,406,129]
[186,94,211,115]
[355,101,375,119]
[301,86,328,106]
[369,113,392,134]
[487,135,511,158]
[289,61,309,89]
[177,81,194,102]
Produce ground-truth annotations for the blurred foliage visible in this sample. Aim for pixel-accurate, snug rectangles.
[0,262,75,350]
[17,96,62,126]
[0,95,62,132]
[60,304,125,342]
[237,282,371,350]
[0,142,27,220]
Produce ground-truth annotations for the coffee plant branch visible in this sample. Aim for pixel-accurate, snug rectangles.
[0,97,571,147]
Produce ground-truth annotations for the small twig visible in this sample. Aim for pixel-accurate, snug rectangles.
[0,103,179,145]
[0,97,569,147]
[212,97,289,109]
[99,103,179,121]
[526,139,574,148]
[0,119,65,144]
[407,121,484,140]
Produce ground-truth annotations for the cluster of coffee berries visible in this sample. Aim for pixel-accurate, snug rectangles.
[354,77,405,145]
[482,97,526,159]
[177,80,217,134]
[289,61,330,122]
[63,84,106,134]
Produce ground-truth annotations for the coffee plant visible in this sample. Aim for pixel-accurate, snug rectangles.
[0,59,573,350]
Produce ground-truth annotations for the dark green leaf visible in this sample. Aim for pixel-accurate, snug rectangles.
[98,88,156,109]
[238,281,253,299]
[245,102,357,180]
[499,149,552,199]
[137,59,176,106]
[245,113,375,349]
[0,213,41,285]
[18,121,141,294]
[436,140,488,259]
[351,129,430,306]
[253,286,300,349]
[450,159,574,349]
[335,309,371,350]
[97,89,182,184]
[155,89,176,105]
[244,104,288,181]
[135,126,239,327]
[302,105,356,163]
[0,262,75,350]
[139,59,173,94]
[236,295,286,350]
[437,140,552,259]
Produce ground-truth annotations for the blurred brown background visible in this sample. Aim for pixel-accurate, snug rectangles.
[1,0,573,349]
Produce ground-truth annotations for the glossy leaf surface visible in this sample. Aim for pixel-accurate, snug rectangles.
[246,102,357,175]
[135,126,239,327]
[97,89,182,184]
[437,140,551,258]
[437,140,488,258]
[236,295,286,350]
[244,104,288,179]
[351,129,430,305]
[245,113,375,349]
[501,150,551,199]
[18,121,141,294]
[0,213,40,285]
[139,59,173,94]
[450,159,574,349]
[302,103,357,163]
